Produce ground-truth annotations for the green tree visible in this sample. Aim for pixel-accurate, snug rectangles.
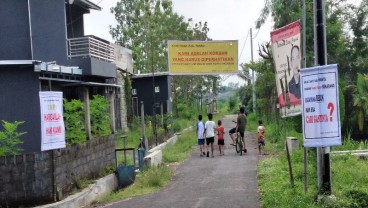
[111,0,193,73]
[111,0,216,118]
[345,0,368,81]
[254,0,354,129]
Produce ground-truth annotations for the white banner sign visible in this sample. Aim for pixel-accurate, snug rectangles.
[301,64,341,147]
[39,91,66,151]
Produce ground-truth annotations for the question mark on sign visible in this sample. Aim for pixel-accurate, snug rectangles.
[327,102,334,122]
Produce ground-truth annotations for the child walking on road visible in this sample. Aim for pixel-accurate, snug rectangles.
[197,115,205,157]
[257,120,265,154]
[216,120,225,156]
[204,113,216,158]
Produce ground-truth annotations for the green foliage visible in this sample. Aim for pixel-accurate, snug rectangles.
[90,95,111,136]
[64,95,111,144]
[172,75,219,119]
[338,83,345,130]
[64,99,86,144]
[254,0,365,134]
[163,132,196,163]
[176,102,192,120]
[139,165,173,187]
[228,94,238,113]
[353,74,368,132]
[95,165,173,204]
[111,0,210,73]
[0,120,26,156]
[172,120,182,133]
[111,0,216,117]
[238,84,253,112]
[254,110,368,208]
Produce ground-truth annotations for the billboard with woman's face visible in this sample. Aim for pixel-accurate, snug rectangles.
[271,20,302,117]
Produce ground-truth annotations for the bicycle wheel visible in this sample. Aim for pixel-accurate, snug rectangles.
[236,133,243,155]
[239,135,243,156]
[235,139,240,153]
[235,134,241,153]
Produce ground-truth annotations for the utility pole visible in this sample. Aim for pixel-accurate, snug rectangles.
[314,0,331,195]
[250,28,256,113]
[303,0,309,193]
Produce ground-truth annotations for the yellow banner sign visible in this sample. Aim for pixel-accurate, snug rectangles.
[168,40,238,74]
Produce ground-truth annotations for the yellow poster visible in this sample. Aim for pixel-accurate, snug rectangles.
[168,40,238,74]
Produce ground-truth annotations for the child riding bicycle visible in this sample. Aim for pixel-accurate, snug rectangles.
[229,106,247,153]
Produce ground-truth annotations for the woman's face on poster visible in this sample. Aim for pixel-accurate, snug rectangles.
[291,46,300,76]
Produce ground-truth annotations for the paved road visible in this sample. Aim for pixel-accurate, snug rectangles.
[99,114,260,208]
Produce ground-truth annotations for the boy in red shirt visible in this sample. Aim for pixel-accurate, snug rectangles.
[216,120,225,156]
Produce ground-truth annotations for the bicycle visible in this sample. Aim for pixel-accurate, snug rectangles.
[235,132,244,156]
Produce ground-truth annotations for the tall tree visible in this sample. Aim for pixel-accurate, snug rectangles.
[346,0,368,81]
[111,0,218,117]
[110,0,192,73]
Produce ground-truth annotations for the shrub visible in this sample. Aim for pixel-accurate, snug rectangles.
[228,95,237,112]
[90,95,111,136]
[172,121,181,133]
[64,99,86,144]
[0,120,26,156]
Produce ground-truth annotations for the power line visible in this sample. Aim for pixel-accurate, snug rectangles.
[238,30,250,60]
[252,28,260,39]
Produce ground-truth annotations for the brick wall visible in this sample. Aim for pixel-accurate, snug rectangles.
[0,136,115,207]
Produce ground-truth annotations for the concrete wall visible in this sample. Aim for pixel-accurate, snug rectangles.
[0,66,42,153]
[0,0,32,60]
[0,136,115,207]
[30,0,68,63]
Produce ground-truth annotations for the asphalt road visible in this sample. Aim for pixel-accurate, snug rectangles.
[99,114,260,208]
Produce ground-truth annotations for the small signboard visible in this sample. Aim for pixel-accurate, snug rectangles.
[300,64,341,147]
[39,91,66,151]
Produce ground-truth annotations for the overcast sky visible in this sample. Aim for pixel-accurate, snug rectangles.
[84,0,273,85]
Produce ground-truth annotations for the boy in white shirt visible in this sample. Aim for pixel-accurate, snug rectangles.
[204,113,216,158]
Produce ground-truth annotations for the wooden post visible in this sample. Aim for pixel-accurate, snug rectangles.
[160,101,164,128]
[83,87,91,140]
[141,101,148,152]
[304,147,308,193]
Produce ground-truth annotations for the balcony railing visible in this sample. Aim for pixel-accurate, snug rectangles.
[67,36,114,63]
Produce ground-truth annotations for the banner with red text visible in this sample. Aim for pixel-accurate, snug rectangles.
[168,40,238,74]
[39,91,65,151]
[301,64,341,147]
[271,20,302,117]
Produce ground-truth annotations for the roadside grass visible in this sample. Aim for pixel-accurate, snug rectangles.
[251,114,368,208]
[94,165,173,204]
[94,125,197,205]
[163,132,196,163]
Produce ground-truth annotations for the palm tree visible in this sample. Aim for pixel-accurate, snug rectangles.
[353,73,368,131]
